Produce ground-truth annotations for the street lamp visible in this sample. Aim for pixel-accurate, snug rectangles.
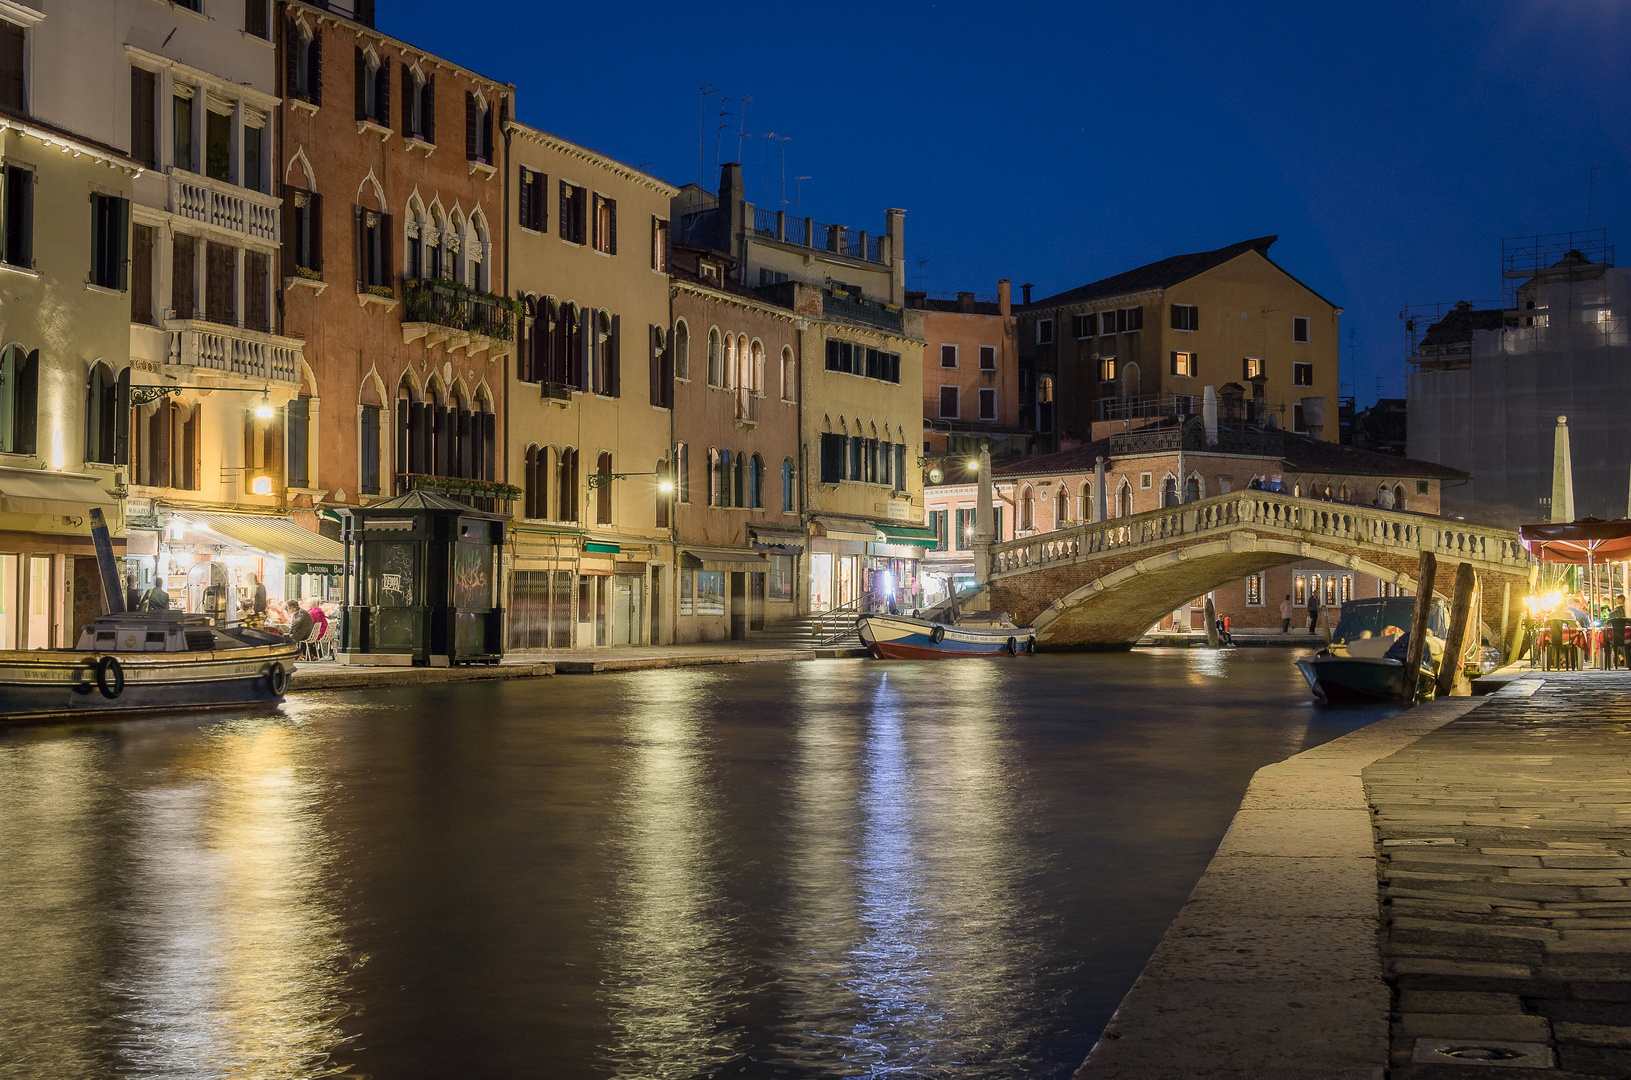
[966,459,979,472]
[254,388,275,419]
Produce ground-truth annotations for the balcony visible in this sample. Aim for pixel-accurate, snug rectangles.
[164,320,303,387]
[399,279,517,359]
[169,171,280,246]
[822,288,903,332]
[734,387,759,428]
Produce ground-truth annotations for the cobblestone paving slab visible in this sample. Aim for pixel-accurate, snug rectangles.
[1363,674,1631,1079]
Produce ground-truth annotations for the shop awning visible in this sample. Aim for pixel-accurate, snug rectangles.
[814,517,878,542]
[750,525,806,547]
[181,513,345,564]
[0,468,114,516]
[681,547,771,572]
[876,524,939,548]
[584,541,621,555]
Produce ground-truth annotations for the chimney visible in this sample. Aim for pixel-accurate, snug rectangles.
[1021,282,1033,306]
[886,208,906,304]
[957,291,974,313]
[998,278,1011,317]
[717,163,745,256]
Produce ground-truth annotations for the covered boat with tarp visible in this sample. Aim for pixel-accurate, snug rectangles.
[1296,596,1448,703]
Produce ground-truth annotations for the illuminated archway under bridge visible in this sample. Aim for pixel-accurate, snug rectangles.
[978,491,1531,649]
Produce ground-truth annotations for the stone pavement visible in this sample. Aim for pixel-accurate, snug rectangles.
[1366,672,1631,1078]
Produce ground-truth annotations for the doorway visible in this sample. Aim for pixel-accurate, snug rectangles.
[730,572,747,640]
[612,573,642,646]
[750,572,765,631]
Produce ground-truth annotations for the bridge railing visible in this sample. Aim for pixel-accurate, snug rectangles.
[988,491,1529,577]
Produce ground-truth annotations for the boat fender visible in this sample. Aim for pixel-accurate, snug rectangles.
[95,655,125,700]
[267,661,289,696]
[1026,636,1037,654]
[929,625,946,644]
[1006,636,1018,655]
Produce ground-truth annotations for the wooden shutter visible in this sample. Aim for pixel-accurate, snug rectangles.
[280,184,297,278]
[518,168,532,230]
[115,198,129,292]
[535,173,546,232]
[114,367,130,465]
[649,325,660,407]
[377,56,390,124]
[131,223,153,324]
[184,407,200,490]
[607,199,616,255]
[151,399,171,488]
[395,397,409,484]
[424,74,435,142]
[465,91,477,160]
[284,19,299,96]
[354,46,366,121]
[559,181,569,241]
[130,68,156,167]
[608,314,620,397]
[576,308,590,389]
[171,234,195,319]
[268,410,283,490]
[310,28,322,105]
[483,411,496,481]
[400,64,413,137]
[352,206,365,292]
[358,0,376,26]
[482,106,493,162]
[456,409,471,477]
[379,212,393,291]
[308,192,323,271]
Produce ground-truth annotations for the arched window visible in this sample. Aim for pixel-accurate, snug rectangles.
[1162,475,1178,507]
[723,333,737,389]
[780,347,795,402]
[1020,485,1034,530]
[558,446,579,521]
[708,447,723,507]
[447,209,465,286]
[359,376,383,495]
[427,201,446,279]
[1394,483,1406,511]
[1117,480,1134,517]
[595,452,613,525]
[707,327,723,387]
[1339,482,1350,502]
[0,345,37,455]
[782,458,795,512]
[674,319,690,380]
[1293,483,1302,498]
[524,444,545,518]
[749,339,763,394]
[469,208,490,292]
[655,458,670,529]
[676,441,690,504]
[749,453,764,509]
[1186,474,1201,502]
[1056,486,1069,525]
[733,449,746,508]
[85,362,118,465]
[405,194,427,280]
[1120,362,1140,400]
[394,375,420,492]
[1080,481,1092,522]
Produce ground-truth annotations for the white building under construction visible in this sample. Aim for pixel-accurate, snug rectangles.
[1407,231,1631,524]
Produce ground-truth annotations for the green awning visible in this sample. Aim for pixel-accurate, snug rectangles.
[584,541,621,554]
[876,525,939,548]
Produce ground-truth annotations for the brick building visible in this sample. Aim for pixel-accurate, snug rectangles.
[909,281,1025,460]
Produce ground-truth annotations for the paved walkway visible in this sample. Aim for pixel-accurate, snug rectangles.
[1367,672,1631,1078]
[287,642,857,691]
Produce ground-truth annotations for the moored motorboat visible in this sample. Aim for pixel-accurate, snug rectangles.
[1295,596,1447,704]
[858,612,1036,659]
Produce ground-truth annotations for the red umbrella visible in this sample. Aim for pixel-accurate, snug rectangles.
[1519,517,1631,564]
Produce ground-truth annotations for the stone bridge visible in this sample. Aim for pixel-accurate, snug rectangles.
[981,490,1532,648]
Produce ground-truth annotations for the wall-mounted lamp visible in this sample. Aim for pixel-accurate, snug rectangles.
[254,388,275,420]
[251,475,273,496]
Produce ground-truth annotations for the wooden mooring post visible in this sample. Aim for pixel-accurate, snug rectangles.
[1402,551,1436,701]
[1437,562,1479,698]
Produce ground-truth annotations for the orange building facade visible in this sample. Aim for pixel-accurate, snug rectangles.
[909,281,1024,462]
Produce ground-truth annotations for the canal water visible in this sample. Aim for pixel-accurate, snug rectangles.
[0,648,1398,1079]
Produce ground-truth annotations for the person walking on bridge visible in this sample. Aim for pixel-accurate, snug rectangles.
[1279,594,1293,633]
[1307,589,1322,634]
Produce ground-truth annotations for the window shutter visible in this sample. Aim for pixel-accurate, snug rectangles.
[244,0,265,36]
[243,410,256,480]
[423,74,434,142]
[310,29,322,105]
[309,192,323,271]
[152,398,171,488]
[284,19,299,97]
[269,408,284,490]
[1191,307,1198,332]
[358,0,376,28]
[280,184,297,278]
[115,198,130,292]
[535,173,547,233]
[185,407,200,490]
[17,167,31,268]
[482,105,493,161]
[377,58,391,122]
[1170,351,1178,376]
[395,397,409,483]
[352,206,365,293]
[517,168,531,230]
[400,65,413,137]
[456,408,471,477]
[380,212,393,291]
[354,46,366,121]
[559,182,569,241]
[608,314,620,397]
[483,411,496,482]
[465,91,477,160]
[608,199,617,254]
[114,367,131,465]
[1191,352,1198,378]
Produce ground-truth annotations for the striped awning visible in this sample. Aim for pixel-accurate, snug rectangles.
[178,513,344,564]
[0,467,114,516]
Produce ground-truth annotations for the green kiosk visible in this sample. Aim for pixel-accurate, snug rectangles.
[337,490,506,666]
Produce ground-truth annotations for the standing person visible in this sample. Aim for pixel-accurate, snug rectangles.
[123,574,141,613]
[1279,593,1293,633]
[1377,485,1395,510]
[144,580,171,611]
[1307,588,1322,634]
[248,573,268,617]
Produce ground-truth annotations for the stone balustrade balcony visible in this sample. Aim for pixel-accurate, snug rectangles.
[168,171,280,246]
[164,319,303,387]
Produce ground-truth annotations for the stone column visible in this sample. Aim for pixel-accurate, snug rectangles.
[1552,415,1574,523]
[973,443,994,586]
[1095,455,1108,521]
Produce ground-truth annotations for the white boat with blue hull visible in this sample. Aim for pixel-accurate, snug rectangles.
[859,613,1036,659]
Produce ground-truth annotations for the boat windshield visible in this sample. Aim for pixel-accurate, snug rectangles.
[1332,599,1418,645]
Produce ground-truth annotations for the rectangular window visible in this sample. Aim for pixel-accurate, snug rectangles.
[559,182,587,244]
[1246,573,1263,606]
[938,386,959,418]
[518,166,547,231]
[1099,357,1116,382]
[1125,306,1144,332]
[286,187,322,273]
[940,344,957,368]
[204,240,234,324]
[242,121,264,193]
[1171,303,1198,331]
[244,251,269,332]
[680,569,693,615]
[173,90,194,172]
[0,21,24,115]
[651,216,667,271]
[1292,403,1306,433]
[1323,575,1336,606]
[1339,575,1353,603]
[695,572,724,616]
[929,509,947,551]
[1036,318,1054,345]
[1102,310,1117,336]
[1293,362,1313,386]
[593,193,616,254]
[1293,316,1310,343]
[1243,356,1263,379]
[171,234,196,318]
[354,206,391,290]
[1294,574,1307,606]
[205,108,231,182]
[245,0,270,38]
[979,345,996,370]
[130,68,156,168]
[1416,480,1428,495]
[954,507,971,551]
[90,194,130,291]
[286,397,309,488]
[819,432,844,483]
[1174,394,1193,415]
[131,222,154,324]
[978,388,996,420]
[1140,472,1152,489]
[1171,351,1196,377]
[1073,312,1095,338]
[359,403,381,494]
[1,163,30,268]
[768,555,793,602]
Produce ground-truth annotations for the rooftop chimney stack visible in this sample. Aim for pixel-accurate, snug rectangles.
[1021,283,1033,305]
[998,279,1011,317]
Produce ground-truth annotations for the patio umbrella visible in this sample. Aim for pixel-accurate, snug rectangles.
[1520,517,1631,663]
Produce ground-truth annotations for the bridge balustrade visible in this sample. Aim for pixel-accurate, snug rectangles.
[985,490,1530,578]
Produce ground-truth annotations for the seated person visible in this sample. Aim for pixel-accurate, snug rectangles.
[288,604,314,643]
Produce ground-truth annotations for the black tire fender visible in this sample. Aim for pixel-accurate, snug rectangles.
[266,661,289,696]
[95,655,125,700]
[929,625,946,644]
[1026,636,1037,654]
[1006,636,1019,655]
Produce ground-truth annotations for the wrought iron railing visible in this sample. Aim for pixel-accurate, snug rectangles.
[823,289,903,332]
[813,589,879,647]
[397,472,521,514]
[753,207,778,237]
[401,279,517,342]
[734,386,759,424]
[783,216,806,246]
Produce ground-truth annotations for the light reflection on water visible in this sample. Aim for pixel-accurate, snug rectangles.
[0,649,1390,1079]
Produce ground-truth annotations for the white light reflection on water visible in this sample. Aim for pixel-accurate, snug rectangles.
[597,672,746,1078]
[108,719,351,1079]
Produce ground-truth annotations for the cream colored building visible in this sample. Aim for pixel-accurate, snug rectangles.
[28,0,324,613]
[504,122,678,649]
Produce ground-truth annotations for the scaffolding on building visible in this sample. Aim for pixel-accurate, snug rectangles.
[1502,229,1613,307]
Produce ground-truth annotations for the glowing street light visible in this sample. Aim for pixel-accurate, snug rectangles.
[254,388,275,419]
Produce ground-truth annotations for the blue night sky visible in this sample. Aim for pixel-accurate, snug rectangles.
[379,0,1631,407]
